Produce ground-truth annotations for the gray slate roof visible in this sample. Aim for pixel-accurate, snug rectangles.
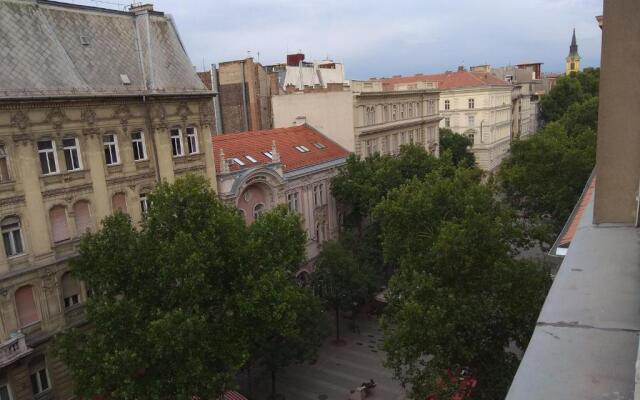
[0,0,209,99]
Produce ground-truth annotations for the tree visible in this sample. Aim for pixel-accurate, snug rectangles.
[439,128,475,167]
[54,176,326,400]
[245,206,329,399]
[374,171,550,400]
[540,68,599,123]
[313,241,368,343]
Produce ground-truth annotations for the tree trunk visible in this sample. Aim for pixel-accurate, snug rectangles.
[270,368,276,400]
[335,307,340,342]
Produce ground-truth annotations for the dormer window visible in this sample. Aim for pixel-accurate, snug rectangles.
[245,155,258,163]
[295,145,310,153]
[263,151,273,159]
[232,158,245,166]
[313,142,327,149]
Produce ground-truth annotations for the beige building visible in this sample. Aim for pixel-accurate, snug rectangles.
[212,125,348,285]
[379,68,513,171]
[0,1,216,399]
[271,82,442,159]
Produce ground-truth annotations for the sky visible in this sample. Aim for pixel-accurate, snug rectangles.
[72,0,603,79]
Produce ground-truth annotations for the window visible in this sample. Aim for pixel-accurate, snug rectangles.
[468,98,475,109]
[15,286,38,327]
[29,361,50,395]
[186,127,199,154]
[0,384,12,400]
[61,273,81,309]
[1,217,23,257]
[0,145,10,182]
[417,130,424,144]
[468,115,475,127]
[131,131,146,161]
[409,130,415,144]
[294,145,310,153]
[253,203,264,220]
[73,201,92,235]
[382,136,390,154]
[62,137,82,171]
[365,106,376,125]
[103,134,119,165]
[383,105,389,121]
[313,183,325,207]
[140,193,149,214]
[112,193,127,213]
[408,103,414,118]
[170,128,183,157]
[366,138,378,156]
[444,100,450,110]
[245,155,258,163]
[287,192,299,212]
[468,133,475,145]
[445,117,450,128]
[232,157,245,166]
[392,105,398,121]
[50,206,69,243]
[37,139,58,175]
[400,104,406,118]
[392,134,398,154]
[263,151,273,159]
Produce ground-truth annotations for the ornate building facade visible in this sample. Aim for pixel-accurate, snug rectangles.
[212,125,348,283]
[0,1,216,399]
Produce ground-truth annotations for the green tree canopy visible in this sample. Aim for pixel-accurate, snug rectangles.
[540,68,599,123]
[375,171,550,400]
[439,128,475,167]
[55,176,326,400]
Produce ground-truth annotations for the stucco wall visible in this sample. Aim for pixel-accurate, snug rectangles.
[272,91,356,151]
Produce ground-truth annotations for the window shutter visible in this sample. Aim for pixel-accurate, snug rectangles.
[112,193,127,213]
[61,273,80,299]
[15,286,38,327]
[50,206,69,242]
[73,201,92,235]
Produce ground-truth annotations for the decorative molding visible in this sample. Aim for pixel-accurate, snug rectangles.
[0,195,25,207]
[113,104,131,128]
[42,183,93,199]
[10,110,30,131]
[12,133,33,147]
[81,108,97,127]
[45,108,67,130]
[105,171,155,186]
[176,102,191,121]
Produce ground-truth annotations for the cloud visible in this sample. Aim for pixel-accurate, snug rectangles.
[72,0,603,79]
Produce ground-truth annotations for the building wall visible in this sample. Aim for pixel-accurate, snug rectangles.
[594,0,640,225]
[0,96,217,400]
[272,91,356,151]
[438,86,513,171]
[354,91,442,158]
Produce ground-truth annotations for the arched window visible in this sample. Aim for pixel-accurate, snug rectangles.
[73,201,92,235]
[112,192,127,214]
[1,216,23,257]
[49,206,69,243]
[15,285,38,327]
[61,273,81,309]
[253,203,264,220]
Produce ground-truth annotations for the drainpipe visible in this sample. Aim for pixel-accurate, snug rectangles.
[240,60,249,131]
[210,64,223,134]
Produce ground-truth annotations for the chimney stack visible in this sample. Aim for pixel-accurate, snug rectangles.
[129,3,154,13]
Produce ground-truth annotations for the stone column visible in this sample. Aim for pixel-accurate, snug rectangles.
[15,139,51,256]
[83,131,110,225]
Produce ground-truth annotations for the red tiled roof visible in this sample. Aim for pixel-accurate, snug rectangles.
[212,125,349,175]
[559,177,596,246]
[378,70,508,90]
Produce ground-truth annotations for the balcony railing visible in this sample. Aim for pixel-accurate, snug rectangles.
[0,332,33,368]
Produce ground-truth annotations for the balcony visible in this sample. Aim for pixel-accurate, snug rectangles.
[0,332,33,368]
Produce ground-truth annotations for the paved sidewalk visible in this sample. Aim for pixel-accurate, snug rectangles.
[245,316,406,400]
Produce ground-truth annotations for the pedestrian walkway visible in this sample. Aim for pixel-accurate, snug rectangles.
[245,316,406,400]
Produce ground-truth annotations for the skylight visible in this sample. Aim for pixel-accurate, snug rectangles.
[295,145,310,153]
[232,157,245,166]
[313,142,327,149]
[245,155,258,163]
[263,151,273,159]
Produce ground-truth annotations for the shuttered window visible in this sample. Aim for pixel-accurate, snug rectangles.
[49,206,69,243]
[112,193,127,213]
[61,273,81,309]
[73,201,92,235]
[15,286,38,327]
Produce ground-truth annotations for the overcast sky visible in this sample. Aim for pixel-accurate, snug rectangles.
[75,0,603,79]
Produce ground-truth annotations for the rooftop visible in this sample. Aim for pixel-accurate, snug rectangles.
[0,0,208,99]
[212,125,349,175]
[377,69,508,91]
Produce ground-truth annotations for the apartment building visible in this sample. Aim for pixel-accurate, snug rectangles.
[271,82,442,159]
[507,2,640,399]
[0,1,216,398]
[379,68,513,171]
[265,53,347,92]
[212,125,348,284]
[198,58,277,134]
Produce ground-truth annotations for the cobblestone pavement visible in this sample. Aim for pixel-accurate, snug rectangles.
[243,316,406,400]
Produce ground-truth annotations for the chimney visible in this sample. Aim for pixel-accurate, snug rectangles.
[129,3,154,13]
[287,53,305,67]
[457,66,465,72]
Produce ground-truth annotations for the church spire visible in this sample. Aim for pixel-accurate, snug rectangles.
[569,28,579,57]
[566,28,581,74]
